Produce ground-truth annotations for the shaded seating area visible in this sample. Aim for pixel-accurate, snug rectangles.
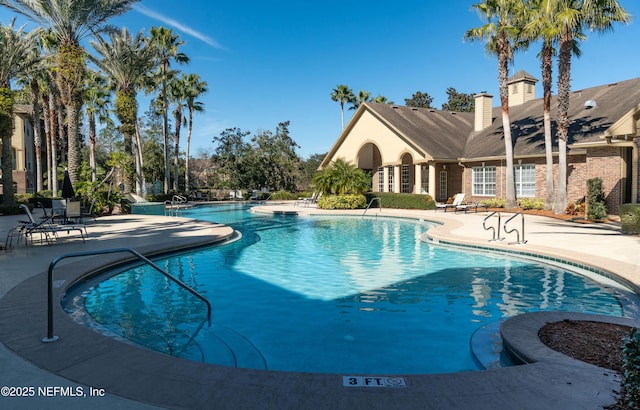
[435,193,465,212]
[5,204,87,248]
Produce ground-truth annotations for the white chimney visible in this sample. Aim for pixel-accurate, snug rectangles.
[474,92,493,131]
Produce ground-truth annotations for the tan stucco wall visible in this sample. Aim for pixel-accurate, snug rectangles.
[327,110,427,167]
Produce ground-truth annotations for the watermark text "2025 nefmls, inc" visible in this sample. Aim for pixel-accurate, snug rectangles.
[1,385,106,398]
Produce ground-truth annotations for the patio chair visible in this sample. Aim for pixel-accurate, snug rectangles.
[66,201,82,223]
[435,193,465,212]
[19,204,87,244]
[455,201,480,213]
[296,192,320,207]
[51,199,66,223]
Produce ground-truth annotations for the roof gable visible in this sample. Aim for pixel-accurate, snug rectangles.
[364,103,473,160]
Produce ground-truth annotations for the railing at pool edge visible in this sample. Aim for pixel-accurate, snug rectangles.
[165,195,188,217]
[362,197,382,217]
[504,212,527,245]
[42,247,212,343]
[483,211,504,242]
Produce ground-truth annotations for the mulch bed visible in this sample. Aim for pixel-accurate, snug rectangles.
[538,319,632,373]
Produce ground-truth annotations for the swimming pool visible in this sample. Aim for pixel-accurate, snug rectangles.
[65,203,638,374]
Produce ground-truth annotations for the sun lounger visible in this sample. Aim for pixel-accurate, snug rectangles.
[455,202,480,213]
[296,192,321,207]
[9,204,87,247]
[435,193,465,212]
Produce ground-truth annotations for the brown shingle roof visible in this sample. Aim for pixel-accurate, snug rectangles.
[364,103,473,160]
[463,77,640,159]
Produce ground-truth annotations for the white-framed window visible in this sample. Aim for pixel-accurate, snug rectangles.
[401,164,410,193]
[387,166,394,193]
[515,164,536,197]
[472,166,496,196]
[438,171,447,201]
[421,166,429,194]
[377,167,384,192]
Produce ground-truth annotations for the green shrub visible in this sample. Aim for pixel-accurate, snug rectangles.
[620,204,640,234]
[587,177,607,220]
[318,194,367,209]
[621,328,640,408]
[364,192,435,210]
[517,197,545,210]
[479,198,506,208]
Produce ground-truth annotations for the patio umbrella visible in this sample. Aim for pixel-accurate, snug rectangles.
[61,169,75,199]
[60,169,75,223]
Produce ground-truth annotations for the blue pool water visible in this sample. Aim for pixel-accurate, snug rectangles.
[68,204,638,374]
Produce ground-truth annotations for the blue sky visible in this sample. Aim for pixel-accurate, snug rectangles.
[2,0,640,159]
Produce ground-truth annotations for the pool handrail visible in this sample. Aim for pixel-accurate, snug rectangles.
[362,197,382,217]
[504,212,527,245]
[43,247,212,343]
[483,211,504,242]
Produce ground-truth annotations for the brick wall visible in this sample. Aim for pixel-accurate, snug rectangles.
[462,149,627,214]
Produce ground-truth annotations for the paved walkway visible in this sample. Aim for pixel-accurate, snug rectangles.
[0,204,638,409]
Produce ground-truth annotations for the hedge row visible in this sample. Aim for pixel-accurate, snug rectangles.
[364,192,435,210]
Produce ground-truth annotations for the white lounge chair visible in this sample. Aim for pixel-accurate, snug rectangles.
[435,193,465,212]
[296,192,321,207]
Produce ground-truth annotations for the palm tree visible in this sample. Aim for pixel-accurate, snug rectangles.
[552,0,629,213]
[330,85,355,130]
[371,95,393,104]
[313,158,369,195]
[349,90,371,111]
[148,26,189,194]
[0,19,40,206]
[91,27,154,194]
[465,0,527,209]
[183,73,207,194]
[83,69,112,182]
[524,0,558,210]
[17,35,46,192]
[169,75,187,192]
[0,0,140,185]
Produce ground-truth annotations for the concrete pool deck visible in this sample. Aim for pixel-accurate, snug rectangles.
[0,203,639,409]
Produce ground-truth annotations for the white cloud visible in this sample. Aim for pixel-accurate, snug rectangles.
[133,4,224,50]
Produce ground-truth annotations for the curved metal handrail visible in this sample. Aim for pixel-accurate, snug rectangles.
[362,197,382,217]
[504,212,527,245]
[165,195,188,216]
[43,247,212,343]
[482,211,503,241]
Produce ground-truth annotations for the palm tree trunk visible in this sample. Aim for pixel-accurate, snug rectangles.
[554,31,572,214]
[30,79,43,192]
[185,110,193,194]
[41,90,51,191]
[497,35,516,209]
[66,105,81,184]
[134,121,146,197]
[89,117,97,183]
[162,65,170,194]
[541,43,555,210]
[47,71,58,195]
[173,111,181,192]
